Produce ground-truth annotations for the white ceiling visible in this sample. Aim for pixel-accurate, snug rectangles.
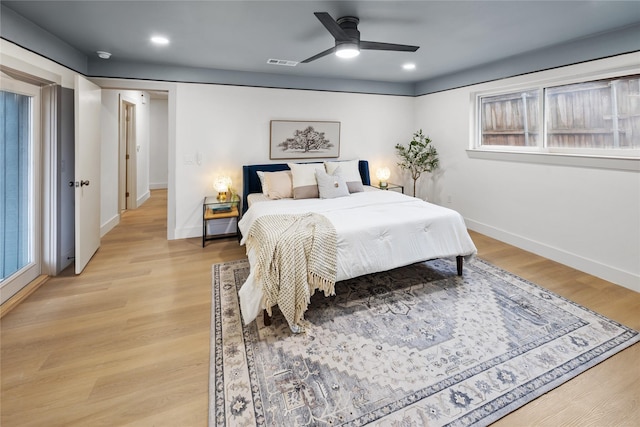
[3,0,640,84]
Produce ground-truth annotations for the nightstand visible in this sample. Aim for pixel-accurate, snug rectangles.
[373,183,404,194]
[202,196,241,247]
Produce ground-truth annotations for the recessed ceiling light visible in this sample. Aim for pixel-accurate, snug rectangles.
[403,63,416,70]
[96,51,111,59]
[151,36,169,45]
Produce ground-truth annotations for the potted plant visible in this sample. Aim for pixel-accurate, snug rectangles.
[395,129,439,197]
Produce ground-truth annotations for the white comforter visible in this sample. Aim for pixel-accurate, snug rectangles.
[237,188,477,325]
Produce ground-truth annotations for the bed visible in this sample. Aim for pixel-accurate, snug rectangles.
[238,160,477,331]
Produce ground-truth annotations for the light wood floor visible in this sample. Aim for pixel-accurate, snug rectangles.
[1,189,638,426]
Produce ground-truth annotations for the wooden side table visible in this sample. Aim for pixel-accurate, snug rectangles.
[202,196,241,247]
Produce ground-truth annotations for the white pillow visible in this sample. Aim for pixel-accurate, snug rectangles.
[263,171,293,199]
[256,171,269,195]
[287,163,324,199]
[315,169,350,199]
[324,160,364,193]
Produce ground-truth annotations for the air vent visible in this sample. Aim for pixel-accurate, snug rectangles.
[267,59,298,67]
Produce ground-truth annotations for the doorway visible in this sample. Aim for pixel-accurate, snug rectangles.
[119,97,136,212]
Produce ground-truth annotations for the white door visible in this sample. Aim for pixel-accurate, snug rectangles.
[74,75,101,274]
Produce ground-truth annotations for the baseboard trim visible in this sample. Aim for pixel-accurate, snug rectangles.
[175,218,238,240]
[466,219,640,293]
[101,213,120,237]
[0,275,49,318]
[137,190,151,208]
[149,183,167,190]
[173,225,202,240]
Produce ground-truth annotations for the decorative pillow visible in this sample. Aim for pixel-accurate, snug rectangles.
[287,163,324,199]
[315,169,350,199]
[256,171,269,195]
[263,171,293,199]
[324,160,364,193]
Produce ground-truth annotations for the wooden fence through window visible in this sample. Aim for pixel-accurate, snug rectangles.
[481,75,640,149]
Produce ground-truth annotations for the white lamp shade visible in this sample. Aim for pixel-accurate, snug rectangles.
[213,176,232,193]
[376,167,391,182]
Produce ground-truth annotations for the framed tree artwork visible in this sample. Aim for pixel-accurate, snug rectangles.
[270,120,340,159]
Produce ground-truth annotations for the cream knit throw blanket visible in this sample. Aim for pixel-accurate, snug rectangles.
[246,213,337,330]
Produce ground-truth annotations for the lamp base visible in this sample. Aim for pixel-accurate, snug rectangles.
[217,192,228,202]
[379,181,388,190]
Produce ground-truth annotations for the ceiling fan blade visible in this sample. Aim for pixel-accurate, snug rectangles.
[314,12,350,42]
[301,46,336,63]
[360,40,420,52]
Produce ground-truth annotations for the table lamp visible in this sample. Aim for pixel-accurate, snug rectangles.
[376,167,390,189]
[214,176,232,201]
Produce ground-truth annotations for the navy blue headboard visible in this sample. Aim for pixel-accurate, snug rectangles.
[242,160,371,214]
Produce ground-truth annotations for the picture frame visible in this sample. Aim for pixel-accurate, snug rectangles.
[270,120,340,159]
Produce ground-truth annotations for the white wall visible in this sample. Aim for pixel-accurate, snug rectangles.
[100,90,119,234]
[149,97,169,189]
[100,89,151,236]
[173,83,414,238]
[414,53,640,292]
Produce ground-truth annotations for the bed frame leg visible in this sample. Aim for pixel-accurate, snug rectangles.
[456,256,463,276]
[263,309,271,326]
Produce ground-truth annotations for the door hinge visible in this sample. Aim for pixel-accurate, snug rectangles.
[126,154,130,160]
[126,192,130,197]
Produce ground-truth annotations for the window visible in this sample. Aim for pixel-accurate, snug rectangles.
[0,77,41,304]
[480,90,539,147]
[1,89,32,280]
[546,76,640,150]
[476,73,640,157]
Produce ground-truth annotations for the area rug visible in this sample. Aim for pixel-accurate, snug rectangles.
[209,258,638,426]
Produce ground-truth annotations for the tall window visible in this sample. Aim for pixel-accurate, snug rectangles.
[477,73,640,156]
[0,77,40,304]
[1,90,31,280]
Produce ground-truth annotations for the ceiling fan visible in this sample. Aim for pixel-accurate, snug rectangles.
[301,12,419,63]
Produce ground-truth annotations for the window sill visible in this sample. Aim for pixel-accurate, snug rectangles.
[466,149,640,172]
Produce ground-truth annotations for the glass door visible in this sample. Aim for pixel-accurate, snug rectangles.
[1,78,41,304]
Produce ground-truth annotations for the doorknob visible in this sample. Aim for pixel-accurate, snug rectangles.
[80,180,90,187]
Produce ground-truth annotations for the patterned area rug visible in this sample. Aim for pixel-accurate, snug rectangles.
[209,258,638,426]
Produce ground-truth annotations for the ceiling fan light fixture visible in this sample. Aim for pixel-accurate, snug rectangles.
[150,35,170,45]
[335,43,360,59]
[301,12,418,64]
